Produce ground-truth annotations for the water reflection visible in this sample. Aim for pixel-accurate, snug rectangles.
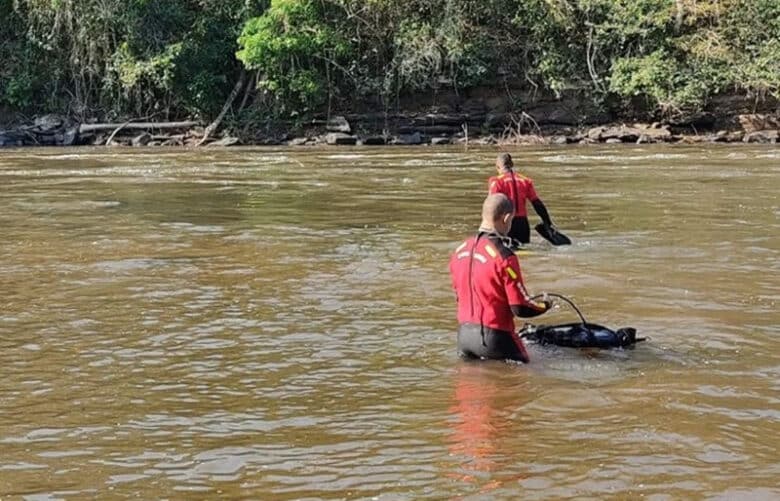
[447,362,529,494]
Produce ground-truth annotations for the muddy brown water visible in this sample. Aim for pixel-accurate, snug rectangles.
[1,145,778,499]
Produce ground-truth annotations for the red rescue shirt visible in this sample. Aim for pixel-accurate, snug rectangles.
[449,233,542,332]
[488,171,539,217]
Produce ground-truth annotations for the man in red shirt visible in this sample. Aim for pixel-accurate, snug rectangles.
[449,193,552,362]
[488,152,554,246]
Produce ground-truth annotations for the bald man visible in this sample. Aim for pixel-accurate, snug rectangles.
[449,194,552,362]
[488,152,554,247]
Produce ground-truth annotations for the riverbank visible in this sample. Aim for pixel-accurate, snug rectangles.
[2,93,778,148]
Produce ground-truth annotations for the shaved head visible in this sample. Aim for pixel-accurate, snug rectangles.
[482,193,514,223]
[496,152,513,170]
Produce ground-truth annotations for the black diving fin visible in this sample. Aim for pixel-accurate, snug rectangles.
[535,223,572,246]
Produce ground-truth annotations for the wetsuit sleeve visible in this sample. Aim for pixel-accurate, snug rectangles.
[531,199,553,226]
[502,254,548,318]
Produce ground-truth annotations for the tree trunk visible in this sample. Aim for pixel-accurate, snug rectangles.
[675,0,684,33]
[197,70,247,146]
[79,121,199,133]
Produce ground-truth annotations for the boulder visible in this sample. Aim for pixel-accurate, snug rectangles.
[705,130,730,143]
[738,114,780,134]
[44,134,62,145]
[395,132,423,145]
[0,131,25,147]
[587,124,671,143]
[325,132,357,145]
[398,125,461,135]
[726,131,744,142]
[326,115,351,134]
[586,126,605,140]
[360,136,386,145]
[161,137,184,146]
[703,130,743,143]
[550,135,569,145]
[33,114,64,131]
[743,130,778,143]
[431,136,451,145]
[107,138,130,147]
[131,132,152,147]
[208,136,240,147]
[55,127,79,146]
[287,137,310,146]
[410,114,468,126]
[604,126,641,142]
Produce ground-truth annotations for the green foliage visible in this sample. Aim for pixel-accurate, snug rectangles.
[609,50,685,112]
[237,0,351,113]
[113,42,182,90]
[391,10,490,92]
[1,0,778,120]
[4,73,35,109]
[602,0,780,114]
[0,0,38,109]
[4,0,260,117]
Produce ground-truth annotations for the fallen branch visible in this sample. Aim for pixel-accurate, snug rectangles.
[105,120,132,145]
[106,114,157,145]
[197,69,247,147]
[79,121,199,134]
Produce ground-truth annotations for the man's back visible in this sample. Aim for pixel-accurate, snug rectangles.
[449,232,527,333]
[488,171,539,217]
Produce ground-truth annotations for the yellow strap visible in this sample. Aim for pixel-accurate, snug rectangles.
[506,266,518,280]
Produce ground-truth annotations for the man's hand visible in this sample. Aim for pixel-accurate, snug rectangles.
[540,292,555,311]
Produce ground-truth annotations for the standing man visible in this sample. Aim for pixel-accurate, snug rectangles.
[488,152,555,246]
[449,194,552,362]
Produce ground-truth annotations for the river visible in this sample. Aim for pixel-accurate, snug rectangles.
[1,145,778,499]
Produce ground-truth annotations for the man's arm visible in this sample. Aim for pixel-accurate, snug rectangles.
[511,301,549,318]
[525,179,553,226]
[502,255,551,318]
[531,199,553,227]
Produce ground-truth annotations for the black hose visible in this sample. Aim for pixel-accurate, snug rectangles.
[530,292,589,326]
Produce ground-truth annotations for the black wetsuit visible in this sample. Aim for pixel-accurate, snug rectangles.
[457,324,529,362]
[508,216,531,245]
